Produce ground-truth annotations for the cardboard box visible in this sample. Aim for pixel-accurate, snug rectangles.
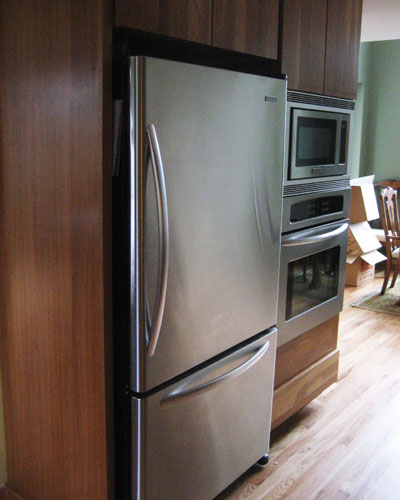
[349,175,380,223]
[347,221,382,255]
[346,258,375,287]
[346,220,387,286]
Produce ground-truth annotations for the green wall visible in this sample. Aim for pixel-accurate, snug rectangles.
[358,39,400,181]
[349,82,365,179]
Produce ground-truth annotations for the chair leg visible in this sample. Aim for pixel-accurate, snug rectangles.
[381,255,392,295]
[390,258,400,288]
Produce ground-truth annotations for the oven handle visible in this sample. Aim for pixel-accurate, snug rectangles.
[282,222,348,247]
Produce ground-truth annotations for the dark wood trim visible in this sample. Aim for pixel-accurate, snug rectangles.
[277,0,285,75]
[114,28,283,79]
[103,1,115,498]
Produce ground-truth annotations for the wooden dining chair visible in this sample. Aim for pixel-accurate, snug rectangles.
[379,187,400,295]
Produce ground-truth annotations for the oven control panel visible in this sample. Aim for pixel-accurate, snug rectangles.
[290,195,344,223]
[282,188,351,234]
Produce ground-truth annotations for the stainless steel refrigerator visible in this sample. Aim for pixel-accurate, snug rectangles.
[113,56,286,500]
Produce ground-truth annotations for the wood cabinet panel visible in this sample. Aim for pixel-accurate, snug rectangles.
[212,0,279,59]
[281,0,327,94]
[271,349,339,430]
[0,1,113,500]
[4,486,25,500]
[274,315,339,388]
[324,0,363,99]
[115,0,212,44]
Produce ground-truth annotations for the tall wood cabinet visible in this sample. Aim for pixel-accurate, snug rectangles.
[0,1,113,500]
[281,0,363,99]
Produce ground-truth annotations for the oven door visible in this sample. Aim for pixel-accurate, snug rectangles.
[277,220,348,347]
[289,109,345,180]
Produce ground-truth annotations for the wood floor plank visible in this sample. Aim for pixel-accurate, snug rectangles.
[216,273,400,500]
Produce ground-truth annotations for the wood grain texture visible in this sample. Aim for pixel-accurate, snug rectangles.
[0,2,113,500]
[281,0,327,94]
[216,273,400,500]
[271,349,339,430]
[4,486,27,500]
[324,0,363,98]
[274,315,339,388]
[115,0,212,44]
[212,0,279,59]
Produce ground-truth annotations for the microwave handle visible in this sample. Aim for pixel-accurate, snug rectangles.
[282,222,348,247]
[338,114,350,165]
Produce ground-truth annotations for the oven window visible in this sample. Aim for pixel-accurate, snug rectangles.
[296,117,337,167]
[285,246,340,321]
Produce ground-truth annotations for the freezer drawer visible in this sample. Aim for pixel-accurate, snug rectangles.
[130,329,277,500]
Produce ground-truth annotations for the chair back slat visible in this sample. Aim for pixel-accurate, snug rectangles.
[379,187,400,251]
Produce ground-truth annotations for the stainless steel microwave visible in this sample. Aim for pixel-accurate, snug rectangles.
[285,91,355,181]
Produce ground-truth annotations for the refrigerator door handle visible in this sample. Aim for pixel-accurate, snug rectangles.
[145,124,169,357]
[160,340,271,407]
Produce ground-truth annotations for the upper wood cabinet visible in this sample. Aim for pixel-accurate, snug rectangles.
[212,0,279,59]
[324,0,363,99]
[115,0,213,45]
[281,0,327,95]
[281,0,363,99]
[115,0,279,60]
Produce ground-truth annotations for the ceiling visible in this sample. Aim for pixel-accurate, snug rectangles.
[361,0,400,42]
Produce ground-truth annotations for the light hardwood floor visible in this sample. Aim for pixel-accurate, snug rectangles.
[216,274,400,500]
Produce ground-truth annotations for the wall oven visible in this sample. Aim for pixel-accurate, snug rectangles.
[277,179,351,347]
[285,91,355,183]
[278,218,348,347]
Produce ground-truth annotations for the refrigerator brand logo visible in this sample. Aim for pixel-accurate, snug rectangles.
[264,96,278,103]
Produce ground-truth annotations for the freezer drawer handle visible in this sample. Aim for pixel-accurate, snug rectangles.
[282,222,348,247]
[146,124,169,357]
[160,340,270,407]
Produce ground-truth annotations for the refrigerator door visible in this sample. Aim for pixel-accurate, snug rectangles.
[131,329,277,500]
[130,56,286,391]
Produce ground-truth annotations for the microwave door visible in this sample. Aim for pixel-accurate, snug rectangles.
[289,109,341,180]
